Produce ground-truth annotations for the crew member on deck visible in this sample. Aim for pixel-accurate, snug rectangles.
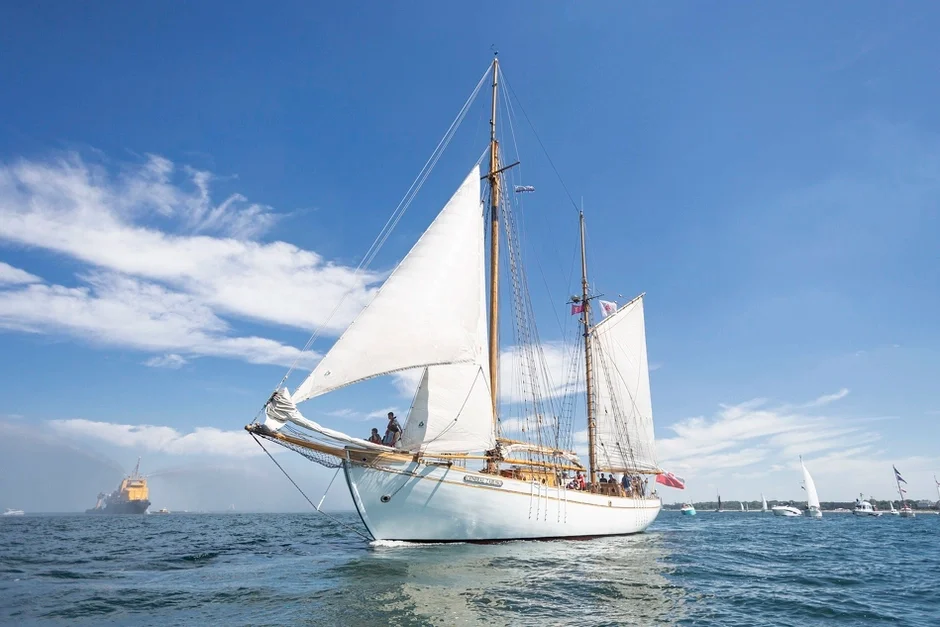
[383,412,402,446]
[367,428,382,444]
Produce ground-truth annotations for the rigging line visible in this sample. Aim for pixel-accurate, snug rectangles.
[501,71,580,213]
[250,433,372,541]
[272,64,492,393]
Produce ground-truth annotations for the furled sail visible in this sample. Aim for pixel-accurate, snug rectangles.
[399,363,495,454]
[801,459,820,509]
[292,166,487,404]
[589,294,659,473]
[263,388,389,451]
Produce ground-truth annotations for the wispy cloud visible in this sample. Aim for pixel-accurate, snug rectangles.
[0,272,315,367]
[49,418,260,457]
[144,354,188,369]
[657,389,940,501]
[0,262,40,286]
[0,151,386,367]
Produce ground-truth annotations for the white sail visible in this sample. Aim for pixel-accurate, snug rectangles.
[801,459,820,509]
[590,294,659,473]
[293,166,487,404]
[399,363,495,454]
[761,493,768,511]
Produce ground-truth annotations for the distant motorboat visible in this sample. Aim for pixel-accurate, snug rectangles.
[2,508,24,516]
[772,504,802,517]
[801,458,822,519]
[680,503,696,516]
[853,495,883,517]
[154,508,170,514]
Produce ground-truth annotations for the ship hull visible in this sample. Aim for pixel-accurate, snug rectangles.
[344,458,661,542]
[85,500,150,515]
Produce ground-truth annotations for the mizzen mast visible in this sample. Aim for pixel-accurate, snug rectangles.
[578,211,598,485]
[487,53,501,428]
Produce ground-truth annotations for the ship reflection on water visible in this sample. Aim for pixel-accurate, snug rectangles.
[85,457,151,515]
[324,531,684,625]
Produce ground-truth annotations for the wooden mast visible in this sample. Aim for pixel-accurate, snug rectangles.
[579,211,598,485]
[487,54,501,429]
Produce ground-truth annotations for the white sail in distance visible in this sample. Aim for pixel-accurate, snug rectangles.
[293,167,489,407]
[801,459,820,510]
[590,294,659,473]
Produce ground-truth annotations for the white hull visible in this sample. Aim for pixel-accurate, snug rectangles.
[807,506,822,518]
[771,505,802,517]
[899,509,915,518]
[852,510,882,517]
[344,459,661,541]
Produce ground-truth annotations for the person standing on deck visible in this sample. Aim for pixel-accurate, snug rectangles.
[383,412,402,446]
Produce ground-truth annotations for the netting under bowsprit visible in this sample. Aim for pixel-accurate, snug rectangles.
[254,427,344,469]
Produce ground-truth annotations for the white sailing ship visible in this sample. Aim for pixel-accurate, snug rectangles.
[801,457,822,518]
[760,493,768,513]
[246,56,663,542]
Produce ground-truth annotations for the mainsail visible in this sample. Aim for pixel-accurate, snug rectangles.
[590,294,659,473]
[801,459,820,510]
[289,166,495,454]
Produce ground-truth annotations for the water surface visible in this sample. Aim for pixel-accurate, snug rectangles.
[1,511,937,625]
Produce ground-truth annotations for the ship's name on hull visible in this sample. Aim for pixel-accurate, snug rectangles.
[463,475,503,488]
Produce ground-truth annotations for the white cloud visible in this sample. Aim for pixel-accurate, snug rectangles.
[499,341,582,404]
[0,152,381,336]
[49,418,260,457]
[144,354,188,369]
[0,272,315,367]
[656,389,940,503]
[799,388,849,408]
[0,262,40,285]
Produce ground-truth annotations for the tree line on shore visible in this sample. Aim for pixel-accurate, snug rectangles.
[663,499,940,511]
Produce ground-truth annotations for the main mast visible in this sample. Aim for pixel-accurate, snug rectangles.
[578,211,598,485]
[487,54,501,427]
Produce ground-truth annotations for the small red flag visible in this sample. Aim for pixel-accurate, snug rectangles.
[570,303,584,315]
[656,472,686,489]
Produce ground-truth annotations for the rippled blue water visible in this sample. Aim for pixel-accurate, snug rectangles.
[1,510,937,625]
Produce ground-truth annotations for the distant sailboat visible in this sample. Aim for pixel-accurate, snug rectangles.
[935,475,940,515]
[739,502,745,512]
[761,493,768,513]
[894,465,915,517]
[716,494,722,513]
[801,457,822,518]
[888,502,900,516]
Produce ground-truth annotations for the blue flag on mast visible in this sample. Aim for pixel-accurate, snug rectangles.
[893,465,907,484]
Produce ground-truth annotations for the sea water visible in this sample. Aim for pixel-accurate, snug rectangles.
[1,510,937,626]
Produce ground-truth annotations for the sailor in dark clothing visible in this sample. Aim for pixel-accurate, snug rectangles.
[383,412,402,446]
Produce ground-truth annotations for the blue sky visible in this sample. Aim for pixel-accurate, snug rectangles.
[1,2,939,510]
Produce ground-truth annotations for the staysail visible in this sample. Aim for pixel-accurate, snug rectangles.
[801,458,820,510]
[761,493,768,512]
[589,294,659,473]
[399,363,495,454]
